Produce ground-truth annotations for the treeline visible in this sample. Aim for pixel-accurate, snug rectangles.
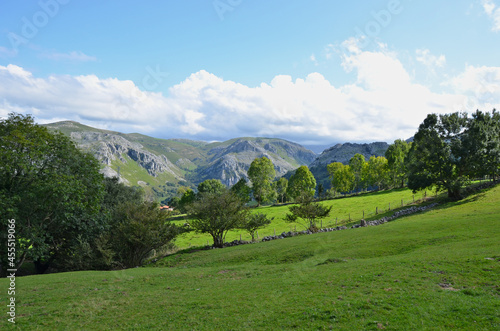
[2,110,498,274]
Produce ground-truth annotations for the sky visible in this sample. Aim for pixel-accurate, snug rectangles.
[0,0,499,147]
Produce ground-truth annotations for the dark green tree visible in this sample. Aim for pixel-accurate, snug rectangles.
[110,201,182,268]
[287,165,316,201]
[248,157,276,206]
[0,113,106,274]
[407,112,469,200]
[187,190,248,248]
[197,179,226,195]
[178,189,196,213]
[231,178,252,204]
[462,109,500,181]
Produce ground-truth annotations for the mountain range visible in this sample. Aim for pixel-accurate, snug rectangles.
[45,121,390,199]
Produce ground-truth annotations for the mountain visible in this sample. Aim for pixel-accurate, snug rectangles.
[44,121,317,199]
[309,142,390,189]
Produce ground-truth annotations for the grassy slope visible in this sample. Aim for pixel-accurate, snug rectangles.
[2,185,500,330]
[175,188,427,248]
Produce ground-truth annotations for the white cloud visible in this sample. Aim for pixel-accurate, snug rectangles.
[416,49,446,69]
[1,42,498,145]
[482,0,500,31]
[41,50,97,62]
[445,64,500,109]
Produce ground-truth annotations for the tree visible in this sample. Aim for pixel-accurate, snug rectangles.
[231,178,252,204]
[187,190,248,248]
[248,157,276,206]
[178,189,196,213]
[284,194,332,232]
[0,113,105,274]
[328,162,355,195]
[385,139,411,188]
[462,110,500,181]
[240,213,273,242]
[349,154,367,192]
[366,156,389,190]
[407,112,469,200]
[110,201,182,268]
[287,165,316,201]
[274,177,288,203]
[197,179,226,196]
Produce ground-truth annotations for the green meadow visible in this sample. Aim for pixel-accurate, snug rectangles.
[175,187,429,248]
[2,184,500,329]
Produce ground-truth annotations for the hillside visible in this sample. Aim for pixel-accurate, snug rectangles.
[310,142,390,189]
[44,121,317,197]
[4,184,499,329]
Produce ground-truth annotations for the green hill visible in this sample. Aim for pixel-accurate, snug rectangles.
[2,184,499,329]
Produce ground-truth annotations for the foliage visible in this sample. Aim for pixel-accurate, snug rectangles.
[274,177,288,203]
[327,162,355,195]
[365,156,389,190]
[462,109,500,180]
[407,112,469,200]
[187,190,249,247]
[178,189,196,213]
[231,178,252,204]
[385,139,411,188]
[197,179,226,195]
[248,156,276,206]
[110,201,182,268]
[284,194,332,231]
[0,113,105,274]
[349,153,367,192]
[239,213,273,242]
[287,165,317,201]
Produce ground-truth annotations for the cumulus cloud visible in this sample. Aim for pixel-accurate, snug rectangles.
[482,0,500,32]
[1,41,498,145]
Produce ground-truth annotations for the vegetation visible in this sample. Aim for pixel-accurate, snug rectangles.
[285,194,332,231]
[240,213,273,242]
[248,156,276,206]
[187,190,249,248]
[287,165,316,201]
[2,183,499,329]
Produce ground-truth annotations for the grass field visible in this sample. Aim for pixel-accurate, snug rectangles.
[1,184,499,330]
[174,187,430,248]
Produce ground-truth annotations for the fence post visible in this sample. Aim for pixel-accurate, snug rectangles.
[321,220,323,228]
[376,207,378,215]
[274,228,276,236]
[349,213,351,221]
[363,210,365,218]
[389,202,391,211]
[413,195,415,203]
[240,234,242,241]
[257,231,259,239]
[401,199,404,206]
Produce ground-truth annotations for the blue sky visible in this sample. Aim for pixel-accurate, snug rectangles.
[1,0,499,146]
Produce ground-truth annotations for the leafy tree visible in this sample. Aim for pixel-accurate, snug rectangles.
[231,178,252,204]
[366,156,389,190]
[197,179,226,195]
[328,162,355,195]
[0,113,105,274]
[349,154,367,192]
[178,189,196,213]
[284,194,332,232]
[240,213,273,242]
[274,177,288,203]
[407,112,469,200]
[110,201,182,268]
[287,165,316,201]
[187,190,248,248]
[248,157,276,206]
[462,110,500,181]
[385,139,411,188]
